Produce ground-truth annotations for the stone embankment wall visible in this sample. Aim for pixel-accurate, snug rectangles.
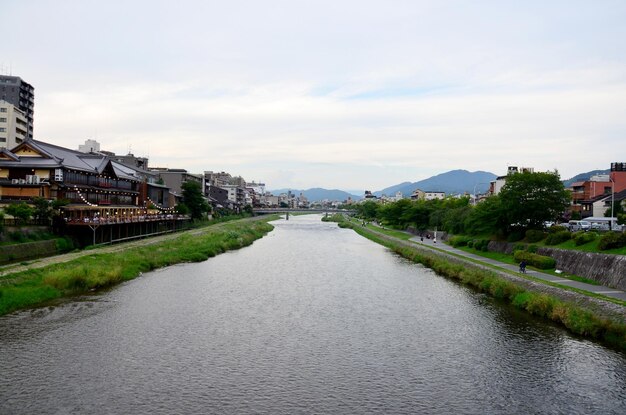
[488,241,626,291]
[0,240,59,264]
[537,247,626,291]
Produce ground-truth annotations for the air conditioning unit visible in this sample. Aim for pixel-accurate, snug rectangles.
[11,179,18,184]
[26,175,33,184]
[32,175,40,184]
[18,179,26,184]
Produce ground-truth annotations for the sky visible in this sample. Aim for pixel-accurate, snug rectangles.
[2,0,626,192]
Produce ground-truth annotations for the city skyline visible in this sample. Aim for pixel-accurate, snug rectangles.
[2,0,625,190]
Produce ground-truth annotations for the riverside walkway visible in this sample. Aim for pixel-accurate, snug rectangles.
[409,233,626,302]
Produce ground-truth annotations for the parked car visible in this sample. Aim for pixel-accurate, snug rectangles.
[568,220,591,232]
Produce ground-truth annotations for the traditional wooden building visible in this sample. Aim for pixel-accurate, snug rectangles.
[0,140,185,244]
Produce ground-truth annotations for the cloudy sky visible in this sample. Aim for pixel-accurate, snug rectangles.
[2,0,625,191]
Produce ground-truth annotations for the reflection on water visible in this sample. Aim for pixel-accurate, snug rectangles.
[1,215,625,414]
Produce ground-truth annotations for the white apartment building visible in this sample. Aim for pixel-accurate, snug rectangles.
[0,100,28,149]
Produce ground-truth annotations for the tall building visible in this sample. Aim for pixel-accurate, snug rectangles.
[0,100,28,149]
[0,75,35,139]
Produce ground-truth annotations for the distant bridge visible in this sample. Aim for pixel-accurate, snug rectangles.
[253,208,356,214]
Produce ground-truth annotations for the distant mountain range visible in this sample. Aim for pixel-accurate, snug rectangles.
[374,170,497,197]
[269,168,606,202]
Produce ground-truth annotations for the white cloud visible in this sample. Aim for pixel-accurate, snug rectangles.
[4,0,626,189]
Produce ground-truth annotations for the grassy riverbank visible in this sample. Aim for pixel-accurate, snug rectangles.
[330,215,626,351]
[0,219,274,316]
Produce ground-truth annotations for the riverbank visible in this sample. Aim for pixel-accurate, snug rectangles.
[0,217,275,316]
[331,216,626,350]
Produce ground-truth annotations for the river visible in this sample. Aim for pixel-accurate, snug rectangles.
[1,215,625,414]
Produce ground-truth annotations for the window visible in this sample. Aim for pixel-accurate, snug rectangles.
[0,128,6,132]
[0,117,6,122]
[0,108,7,113]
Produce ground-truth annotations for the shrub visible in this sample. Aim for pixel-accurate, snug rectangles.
[507,231,524,242]
[472,239,490,252]
[573,231,597,246]
[513,250,556,269]
[545,231,571,246]
[525,229,546,243]
[466,240,474,248]
[512,243,526,253]
[548,225,567,234]
[598,232,626,250]
[527,244,538,253]
[449,235,472,247]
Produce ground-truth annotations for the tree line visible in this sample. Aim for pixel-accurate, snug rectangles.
[351,171,574,239]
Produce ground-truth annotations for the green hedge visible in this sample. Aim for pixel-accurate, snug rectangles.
[449,235,472,247]
[549,225,568,234]
[472,239,490,252]
[545,230,572,246]
[525,229,546,243]
[513,250,556,269]
[599,232,626,250]
[573,231,598,246]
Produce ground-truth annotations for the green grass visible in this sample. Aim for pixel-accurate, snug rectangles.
[0,219,274,316]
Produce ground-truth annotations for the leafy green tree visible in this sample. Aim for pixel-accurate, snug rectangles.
[464,196,505,235]
[32,197,52,223]
[5,202,34,225]
[357,201,379,220]
[400,201,430,231]
[0,210,4,234]
[378,199,411,227]
[498,171,570,232]
[442,205,471,234]
[181,181,209,220]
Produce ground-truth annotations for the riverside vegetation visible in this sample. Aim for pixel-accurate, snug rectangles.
[325,214,626,351]
[0,218,274,316]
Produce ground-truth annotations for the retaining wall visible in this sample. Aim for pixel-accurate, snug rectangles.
[487,240,626,291]
[0,240,59,264]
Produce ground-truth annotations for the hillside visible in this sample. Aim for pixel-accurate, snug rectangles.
[562,169,610,188]
[374,170,497,197]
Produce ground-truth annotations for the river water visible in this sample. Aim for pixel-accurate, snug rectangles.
[1,215,625,414]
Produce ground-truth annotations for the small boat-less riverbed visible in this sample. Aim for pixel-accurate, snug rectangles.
[1,215,625,414]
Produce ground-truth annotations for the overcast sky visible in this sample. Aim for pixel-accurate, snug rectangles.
[2,0,625,191]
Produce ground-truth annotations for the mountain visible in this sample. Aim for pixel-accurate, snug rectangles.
[374,170,497,197]
[269,188,361,202]
[562,169,610,188]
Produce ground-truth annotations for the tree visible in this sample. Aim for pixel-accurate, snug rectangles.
[356,201,379,220]
[5,202,34,225]
[498,171,570,233]
[464,196,505,235]
[181,181,209,220]
[32,197,52,224]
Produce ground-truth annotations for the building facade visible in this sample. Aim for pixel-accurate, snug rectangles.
[0,100,28,149]
[0,75,34,139]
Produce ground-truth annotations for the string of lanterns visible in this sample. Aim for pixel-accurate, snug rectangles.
[74,185,97,207]
[146,196,177,212]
